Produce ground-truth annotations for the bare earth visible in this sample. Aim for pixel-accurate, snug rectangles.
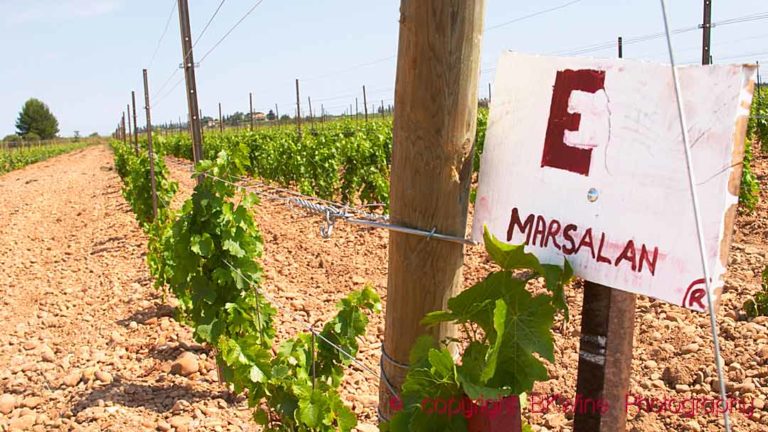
[0,143,766,431]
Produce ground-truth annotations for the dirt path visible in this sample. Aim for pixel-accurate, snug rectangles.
[0,143,766,432]
[0,146,256,431]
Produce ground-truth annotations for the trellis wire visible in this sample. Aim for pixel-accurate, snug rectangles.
[223,258,390,398]
[659,1,731,430]
[190,167,475,246]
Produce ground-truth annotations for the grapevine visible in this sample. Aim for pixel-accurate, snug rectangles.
[383,227,571,432]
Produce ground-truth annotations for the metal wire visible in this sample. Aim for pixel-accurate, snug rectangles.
[659,1,731,430]
[485,0,582,32]
[554,11,768,57]
[222,258,279,306]
[198,0,267,64]
[200,171,475,245]
[152,0,228,100]
[308,325,399,401]
[148,0,178,69]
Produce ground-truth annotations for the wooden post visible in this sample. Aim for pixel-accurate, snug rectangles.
[122,113,127,144]
[127,104,134,153]
[572,34,636,432]
[573,285,636,432]
[131,90,139,152]
[363,85,369,122]
[355,97,359,122]
[701,0,712,65]
[618,36,623,58]
[308,96,314,130]
[295,79,302,136]
[143,69,159,220]
[177,0,203,176]
[488,82,492,104]
[219,102,224,133]
[378,0,485,420]
[249,92,254,131]
[275,104,280,126]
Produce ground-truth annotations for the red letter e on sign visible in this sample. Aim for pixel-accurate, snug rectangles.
[541,69,606,176]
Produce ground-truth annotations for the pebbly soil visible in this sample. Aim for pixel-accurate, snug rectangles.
[0,143,766,431]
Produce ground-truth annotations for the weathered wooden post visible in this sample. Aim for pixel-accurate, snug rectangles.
[378,0,485,420]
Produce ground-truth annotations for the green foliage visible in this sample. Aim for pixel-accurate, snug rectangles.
[473,107,488,173]
[152,111,489,208]
[141,144,381,431]
[741,93,767,213]
[743,266,768,319]
[111,139,179,294]
[383,227,571,432]
[740,139,760,213]
[748,92,768,152]
[245,287,381,431]
[0,141,89,175]
[15,98,59,139]
[112,139,178,226]
[3,134,21,143]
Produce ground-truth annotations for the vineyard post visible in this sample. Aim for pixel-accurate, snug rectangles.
[308,96,314,130]
[355,97,359,122]
[275,104,280,126]
[363,85,369,122]
[618,36,623,58]
[122,112,127,144]
[143,68,159,219]
[572,36,636,432]
[177,0,204,178]
[380,100,384,118]
[295,79,302,136]
[127,104,133,153]
[249,92,254,131]
[219,103,223,133]
[701,0,712,65]
[379,0,485,420]
[488,82,492,104]
[321,104,325,124]
[131,90,139,152]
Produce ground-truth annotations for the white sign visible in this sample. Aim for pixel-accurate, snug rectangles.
[473,52,756,311]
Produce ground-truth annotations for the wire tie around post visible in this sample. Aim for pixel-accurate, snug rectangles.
[381,346,410,370]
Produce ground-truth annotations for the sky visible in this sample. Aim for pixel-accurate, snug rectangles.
[0,0,766,137]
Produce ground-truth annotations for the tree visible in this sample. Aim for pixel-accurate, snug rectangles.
[16,98,59,139]
[266,109,276,121]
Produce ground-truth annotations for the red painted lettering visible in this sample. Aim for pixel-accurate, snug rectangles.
[575,228,596,259]
[561,224,578,255]
[507,208,534,244]
[596,232,612,264]
[532,216,547,247]
[541,69,606,176]
[639,244,659,276]
[544,219,562,250]
[615,240,638,271]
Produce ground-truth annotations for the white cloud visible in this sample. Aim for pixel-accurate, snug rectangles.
[7,0,123,24]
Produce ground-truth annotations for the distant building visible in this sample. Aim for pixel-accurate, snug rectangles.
[252,112,266,122]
